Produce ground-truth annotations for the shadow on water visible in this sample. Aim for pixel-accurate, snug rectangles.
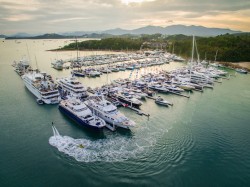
[24,87,38,101]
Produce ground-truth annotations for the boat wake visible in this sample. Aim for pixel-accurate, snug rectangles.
[49,125,165,162]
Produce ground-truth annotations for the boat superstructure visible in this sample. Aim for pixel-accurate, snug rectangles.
[84,96,135,129]
[59,99,106,129]
[51,59,63,70]
[13,58,30,76]
[57,76,88,99]
[22,71,61,104]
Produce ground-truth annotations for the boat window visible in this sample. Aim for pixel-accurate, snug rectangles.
[84,115,92,119]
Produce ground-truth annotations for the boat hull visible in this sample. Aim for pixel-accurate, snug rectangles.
[86,105,131,129]
[59,105,104,129]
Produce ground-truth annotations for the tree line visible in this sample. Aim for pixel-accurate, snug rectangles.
[60,33,250,62]
[167,33,250,62]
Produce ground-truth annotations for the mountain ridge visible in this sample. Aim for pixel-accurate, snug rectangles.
[101,25,241,36]
[4,25,242,38]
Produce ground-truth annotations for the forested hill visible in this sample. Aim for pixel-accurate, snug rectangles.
[61,38,144,51]
[168,33,250,62]
[59,33,250,62]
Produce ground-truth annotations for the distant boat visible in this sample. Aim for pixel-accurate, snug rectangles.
[115,93,142,108]
[155,96,173,106]
[71,69,85,77]
[51,59,63,70]
[235,68,248,74]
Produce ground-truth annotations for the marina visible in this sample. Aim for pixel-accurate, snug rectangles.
[11,40,237,131]
[1,39,250,187]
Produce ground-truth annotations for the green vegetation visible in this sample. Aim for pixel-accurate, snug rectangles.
[167,34,250,62]
[60,33,250,62]
[62,38,144,51]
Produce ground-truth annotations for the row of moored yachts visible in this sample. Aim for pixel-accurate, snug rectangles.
[13,58,244,131]
[17,68,136,131]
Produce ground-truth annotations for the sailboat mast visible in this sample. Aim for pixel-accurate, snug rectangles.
[26,43,32,68]
[35,56,39,70]
[215,49,218,62]
[194,37,200,63]
[76,37,79,63]
[191,35,195,63]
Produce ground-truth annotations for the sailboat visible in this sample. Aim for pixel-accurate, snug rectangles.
[71,37,85,77]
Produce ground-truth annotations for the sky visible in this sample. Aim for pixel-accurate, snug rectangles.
[0,0,250,35]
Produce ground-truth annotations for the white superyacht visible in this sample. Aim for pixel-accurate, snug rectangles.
[22,70,61,104]
[56,76,88,99]
[84,96,136,129]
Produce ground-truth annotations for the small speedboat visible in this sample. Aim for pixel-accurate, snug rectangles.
[155,96,173,106]
[235,68,248,74]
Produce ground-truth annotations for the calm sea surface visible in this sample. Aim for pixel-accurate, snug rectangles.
[0,39,250,187]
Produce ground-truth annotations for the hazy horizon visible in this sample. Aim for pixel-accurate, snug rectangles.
[1,0,250,35]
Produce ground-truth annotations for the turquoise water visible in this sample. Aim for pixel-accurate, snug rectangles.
[0,39,250,187]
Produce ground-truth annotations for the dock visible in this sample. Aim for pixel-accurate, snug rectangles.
[148,88,190,98]
[214,79,222,83]
[167,91,190,98]
[146,95,156,100]
[120,102,150,117]
[194,88,203,92]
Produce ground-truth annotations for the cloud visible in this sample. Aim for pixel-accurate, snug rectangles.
[0,0,250,34]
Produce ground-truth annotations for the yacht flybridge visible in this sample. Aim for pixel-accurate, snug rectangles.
[57,76,88,99]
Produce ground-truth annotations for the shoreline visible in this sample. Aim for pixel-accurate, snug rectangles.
[218,61,250,71]
[47,49,140,53]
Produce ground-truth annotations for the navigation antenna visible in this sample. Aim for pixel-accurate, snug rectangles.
[76,37,79,64]
[26,43,32,68]
[35,55,39,70]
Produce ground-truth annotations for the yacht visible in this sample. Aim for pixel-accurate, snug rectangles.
[59,99,106,129]
[89,70,101,77]
[22,71,61,104]
[148,83,169,93]
[13,59,30,76]
[51,59,63,70]
[130,88,147,99]
[178,82,195,91]
[115,93,142,108]
[100,68,111,73]
[56,76,88,99]
[236,68,248,74]
[164,84,184,92]
[71,69,85,77]
[84,96,135,129]
[155,96,173,106]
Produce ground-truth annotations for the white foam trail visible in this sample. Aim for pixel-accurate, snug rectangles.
[49,124,169,162]
[52,126,56,136]
[54,126,60,136]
